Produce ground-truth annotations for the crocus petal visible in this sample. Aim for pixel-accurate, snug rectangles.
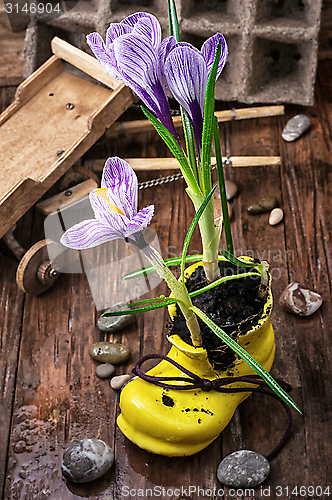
[106,23,131,46]
[86,33,121,80]
[90,190,129,233]
[164,43,207,118]
[164,43,207,146]
[158,36,177,77]
[201,33,228,79]
[60,220,122,249]
[113,33,170,123]
[130,14,161,48]
[121,12,148,27]
[114,34,159,90]
[125,205,155,237]
[101,157,138,214]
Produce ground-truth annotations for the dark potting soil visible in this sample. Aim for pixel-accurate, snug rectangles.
[168,260,266,371]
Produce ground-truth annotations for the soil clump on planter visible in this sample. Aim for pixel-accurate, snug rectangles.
[169,260,266,371]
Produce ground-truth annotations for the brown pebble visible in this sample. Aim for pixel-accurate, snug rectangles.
[247,196,278,214]
[89,342,131,364]
[269,208,284,225]
[95,364,115,379]
[279,282,322,316]
[110,374,131,390]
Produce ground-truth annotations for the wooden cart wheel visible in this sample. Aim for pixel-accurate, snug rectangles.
[59,165,100,191]
[16,239,61,295]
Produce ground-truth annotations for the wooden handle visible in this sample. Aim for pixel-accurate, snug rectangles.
[85,156,281,172]
[51,37,122,90]
[36,178,98,216]
[106,105,285,137]
[2,231,26,259]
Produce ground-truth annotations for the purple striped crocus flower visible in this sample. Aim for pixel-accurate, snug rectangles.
[60,157,154,250]
[87,13,177,140]
[162,34,228,150]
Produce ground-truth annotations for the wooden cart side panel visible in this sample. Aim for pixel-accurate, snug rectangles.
[0,57,63,127]
[51,37,122,91]
[87,84,134,135]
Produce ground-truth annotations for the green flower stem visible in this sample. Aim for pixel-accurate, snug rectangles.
[141,244,202,346]
[186,188,221,282]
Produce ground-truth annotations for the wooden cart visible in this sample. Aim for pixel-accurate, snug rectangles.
[0,37,135,294]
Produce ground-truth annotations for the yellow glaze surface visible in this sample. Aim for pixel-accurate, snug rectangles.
[117,258,275,456]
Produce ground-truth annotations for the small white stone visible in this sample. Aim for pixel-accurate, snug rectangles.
[225,180,238,200]
[269,208,284,225]
[282,114,311,142]
[279,282,322,316]
[215,180,238,201]
[110,374,131,390]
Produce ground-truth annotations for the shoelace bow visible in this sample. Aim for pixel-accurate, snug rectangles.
[133,353,293,461]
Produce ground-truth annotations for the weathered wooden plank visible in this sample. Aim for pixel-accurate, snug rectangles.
[0,86,27,500]
[3,267,121,499]
[0,4,25,86]
[220,110,306,499]
[277,69,332,492]
[0,253,25,500]
[2,60,332,499]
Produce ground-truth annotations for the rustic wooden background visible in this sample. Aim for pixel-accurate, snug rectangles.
[1,58,332,499]
[1,0,332,87]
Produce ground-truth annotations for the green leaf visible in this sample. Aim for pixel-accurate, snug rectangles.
[213,115,233,254]
[181,185,216,283]
[181,111,199,185]
[129,296,178,307]
[190,306,302,414]
[102,300,178,317]
[141,106,201,194]
[168,0,180,42]
[123,254,245,280]
[123,255,202,280]
[201,39,222,195]
[221,250,257,268]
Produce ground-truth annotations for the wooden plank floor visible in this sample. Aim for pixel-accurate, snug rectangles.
[1,59,332,500]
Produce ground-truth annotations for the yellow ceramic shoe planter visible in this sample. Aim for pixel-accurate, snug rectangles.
[117,258,275,456]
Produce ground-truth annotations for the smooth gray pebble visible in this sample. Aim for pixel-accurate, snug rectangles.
[282,114,311,142]
[62,438,114,483]
[95,364,115,379]
[217,450,270,488]
[97,302,135,332]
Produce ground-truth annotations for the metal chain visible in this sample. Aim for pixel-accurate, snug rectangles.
[138,157,232,190]
[138,171,183,189]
